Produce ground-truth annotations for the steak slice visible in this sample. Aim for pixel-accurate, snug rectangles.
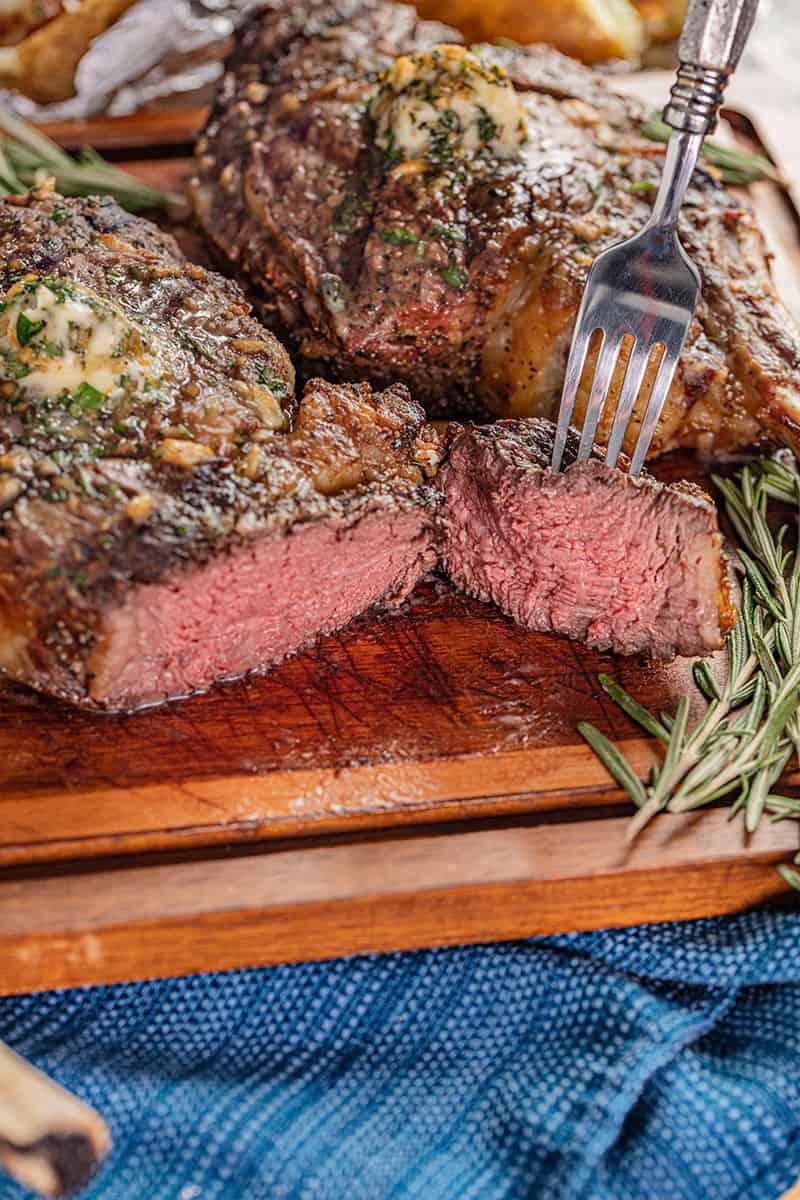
[441,419,734,659]
[1,373,441,710]
[191,0,800,461]
[0,190,441,710]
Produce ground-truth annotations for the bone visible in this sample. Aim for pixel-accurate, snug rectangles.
[0,1041,110,1197]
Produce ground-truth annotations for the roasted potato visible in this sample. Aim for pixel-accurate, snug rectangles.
[414,0,686,64]
[0,0,65,46]
[415,0,645,63]
[0,0,137,102]
[633,0,686,43]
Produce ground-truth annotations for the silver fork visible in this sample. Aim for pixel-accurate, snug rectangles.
[551,0,760,477]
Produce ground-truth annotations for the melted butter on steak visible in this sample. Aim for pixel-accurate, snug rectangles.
[0,188,294,495]
[370,44,527,163]
[0,274,162,410]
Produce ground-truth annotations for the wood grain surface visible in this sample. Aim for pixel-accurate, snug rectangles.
[2,808,795,996]
[0,113,796,997]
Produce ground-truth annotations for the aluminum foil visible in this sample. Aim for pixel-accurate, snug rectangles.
[8,0,260,119]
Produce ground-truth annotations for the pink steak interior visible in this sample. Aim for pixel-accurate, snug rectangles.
[88,508,433,709]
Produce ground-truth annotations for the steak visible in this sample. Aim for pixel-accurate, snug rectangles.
[191,0,800,461]
[0,189,441,710]
[441,419,733,659]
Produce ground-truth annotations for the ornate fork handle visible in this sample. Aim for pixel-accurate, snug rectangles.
[663,0,760,136]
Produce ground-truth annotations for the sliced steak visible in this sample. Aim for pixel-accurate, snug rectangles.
[441,419,734,659]
[191,0,800,461]
[0,190,441,710]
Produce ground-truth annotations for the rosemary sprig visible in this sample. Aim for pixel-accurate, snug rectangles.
[0,107,183,215]
[641,113,782,187]
[580,456,800,887]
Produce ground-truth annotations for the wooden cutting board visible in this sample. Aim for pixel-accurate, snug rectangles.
[0,110,797,999]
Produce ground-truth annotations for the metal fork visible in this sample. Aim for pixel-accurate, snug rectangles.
[551,0,759,477]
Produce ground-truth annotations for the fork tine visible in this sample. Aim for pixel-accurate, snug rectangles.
[604,346,651,470]
[551,326,592,472]
[628,349,680,477]
[577,335,621,461]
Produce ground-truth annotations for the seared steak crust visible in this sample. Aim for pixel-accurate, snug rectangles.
[441,419,734,659]
[192,0,800,459]
[0,192,441,709]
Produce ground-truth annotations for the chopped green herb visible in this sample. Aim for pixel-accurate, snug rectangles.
[381,227,419,246]
[629,180,658,194]
[259,365,289,397]
[2,348,31,379]
[429,221,466,243]
[50,207,69,224]
[477,105,497,144]
[428,110,460,165]
[180,333,213,360]
[381,130,402,163]
[16,312,44,347]
[439,262,466,290]
[72,382,105,412]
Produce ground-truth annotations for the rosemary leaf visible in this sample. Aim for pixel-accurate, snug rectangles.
[738,549,785,619]
[0,106,182,214]
[753,634,782,693]
[577,723,647,807]
[693,660,721,702]
[670,744,730,803]
[777,864,800,892]
[730,675,759,708]
[746,744,793,833]
[641,113,782,186]
[0,105,72,169]
[767,794,800,820]
[598,673,670,743]
[732,672,766,735]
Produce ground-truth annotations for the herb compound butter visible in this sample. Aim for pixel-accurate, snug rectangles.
[370,44,527,165]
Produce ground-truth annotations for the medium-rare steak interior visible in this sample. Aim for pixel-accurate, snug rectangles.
[441,419,733,660]
[0,189,441,710]
[191,0,800,461]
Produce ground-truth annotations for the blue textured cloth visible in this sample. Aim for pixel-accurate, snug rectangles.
[1,911,799,1200]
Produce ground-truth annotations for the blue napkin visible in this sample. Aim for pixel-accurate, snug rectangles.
[1,910,799,1200]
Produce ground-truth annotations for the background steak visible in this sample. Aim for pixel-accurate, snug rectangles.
[0,191,441,710]
[441,420,734,659]
[191,0,800,461]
